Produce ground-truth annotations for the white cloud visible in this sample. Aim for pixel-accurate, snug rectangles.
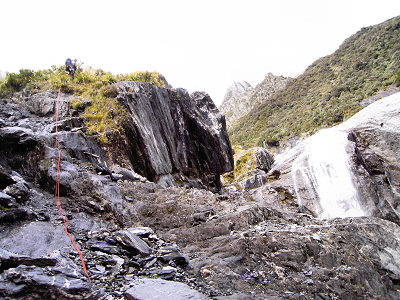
[1,0,399,105]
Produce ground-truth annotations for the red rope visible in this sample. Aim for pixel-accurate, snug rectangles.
[54,88,91,282]
[54,87,61,148]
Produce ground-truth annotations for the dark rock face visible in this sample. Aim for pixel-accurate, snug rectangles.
[254,147,274,172]
[0,265,93,299]
[115,81,234,189]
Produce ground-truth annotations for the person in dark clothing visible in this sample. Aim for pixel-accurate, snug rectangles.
[65,58,77,79]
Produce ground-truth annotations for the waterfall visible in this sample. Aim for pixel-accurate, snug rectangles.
[292,127,366,219]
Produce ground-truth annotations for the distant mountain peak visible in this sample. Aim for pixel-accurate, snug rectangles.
[222,81,253,101]
[219,74,289,127]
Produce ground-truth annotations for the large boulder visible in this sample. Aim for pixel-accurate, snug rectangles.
[115,82,234,189]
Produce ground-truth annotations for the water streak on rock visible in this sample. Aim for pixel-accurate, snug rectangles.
[292,128,366,219]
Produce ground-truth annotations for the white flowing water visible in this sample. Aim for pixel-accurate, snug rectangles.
[292,127,366,219]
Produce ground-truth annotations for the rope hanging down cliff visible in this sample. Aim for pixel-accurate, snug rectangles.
[54,87,91,282]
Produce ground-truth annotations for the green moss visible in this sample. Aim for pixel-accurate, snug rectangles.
[222,148,257,184]
[70,98,86,110]
[394,70,400,87]
[238,150,255,171]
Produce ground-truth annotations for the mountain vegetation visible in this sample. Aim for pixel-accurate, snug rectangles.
[229,16,400,148]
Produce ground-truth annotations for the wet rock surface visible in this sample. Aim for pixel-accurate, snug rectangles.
[0,88,399,299]
[251,92,400,223]
[125,278,208,300]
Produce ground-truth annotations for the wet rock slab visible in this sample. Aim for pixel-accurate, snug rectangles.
[0,265,93,299]
[125,278,208,300]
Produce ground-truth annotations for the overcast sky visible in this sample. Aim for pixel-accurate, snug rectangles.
[1,1,399,105]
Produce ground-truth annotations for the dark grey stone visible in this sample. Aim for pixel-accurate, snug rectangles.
[149,266,177,280]
[0,208,35,223]
[115,230,152,256]
[0,265,91,297]
[158,246,188,267]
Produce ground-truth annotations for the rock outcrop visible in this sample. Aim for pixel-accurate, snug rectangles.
[223,147,274,190]
[0,85,234,299]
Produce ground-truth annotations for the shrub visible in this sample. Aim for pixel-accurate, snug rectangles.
[0,69,35,95]
[100,72,117,85]
[49,72,74,93]
[395,70,400,87]
[75,71,94,84]
[123,71,167,88]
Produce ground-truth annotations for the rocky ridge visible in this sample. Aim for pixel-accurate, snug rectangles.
[0,85,400,299]
[219,73,289,128]
[219,81,253,127]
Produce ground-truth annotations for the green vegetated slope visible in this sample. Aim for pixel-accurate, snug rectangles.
[229,15,400,148]
[0,66,167,144]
